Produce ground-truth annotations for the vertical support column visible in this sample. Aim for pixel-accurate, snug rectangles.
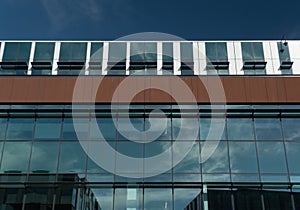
[102,42,109,75]
[157,42,163,75]
[0,41,5,62]
[52,42,61,75]
[22,194,26,210]
[234,41,244,75]
[198,41,207,75]
[27,41,35,75]
[85,42,91,75]
[126,42,130,75]
[173,42,181,75]
[203,184,208,210]
[263,41,274,75]
[52,194,56,210]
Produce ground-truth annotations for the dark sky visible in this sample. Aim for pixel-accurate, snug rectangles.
[1,0,299,40]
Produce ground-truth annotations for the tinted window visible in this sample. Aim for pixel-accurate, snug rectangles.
[206,42,228,62]
[227,118,254,140]
[34,118,61,140]
[241,42,264,61]
[180,42,193,62]
[282,118,300,140]
[59,42,87,62]
[6,118,34,140]
[254,118,283,140]
[2,42,31,62]
[108,42,126,62]
[34,42,55,62]
[90,42,103,62]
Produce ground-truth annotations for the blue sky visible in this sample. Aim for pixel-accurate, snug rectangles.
[0,0,299,40]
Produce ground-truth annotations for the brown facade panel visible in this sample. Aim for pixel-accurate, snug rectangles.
[0,76,300,103]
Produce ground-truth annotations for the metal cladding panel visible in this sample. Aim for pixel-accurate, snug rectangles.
[0,76,298,103]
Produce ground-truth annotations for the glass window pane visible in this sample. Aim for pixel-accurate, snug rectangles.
[109,43,126,62]
[146,117,171,140]
[71,43,87,61]
[0,118,7,140]
[62,118,89,140]
[285,142,300,173]
[180,42,193,62]
[3,42,18,61]
[229,142,258,173]
[92,189,113,210]
[206,43,217,61]
[90,118,116,140]
[253,42,264,60]
[257,142,287,173]
[227,118,254,140]
[282,118,300,140]
[217,42,228,61]
[34,42,55,62]
[241,42,253,61]
[90,42,103,61]
[200,118,226,140]
[162,43,173,62]
[59,43,72,61]
[144,188,172,210]
[144,43,157,62]
[202,141,229,173]
[18,43,32,61]
[254,118,283,140]
[173,118,199,140]
[114,188,143,210]
[174,189,201,210]
[117,118,145,141]
[30,142,59,173]
[58,142,87,173]
[1,142,31,173]
[173,142,200,173]
[34,118,61,140]
[130,42,144,62]
[6,118,34,140]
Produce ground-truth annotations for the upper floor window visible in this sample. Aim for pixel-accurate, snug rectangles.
[107,42,126,75]
[162,43,173,75]
[89,42,103,75]
[32,42,55,75]
[0,42,32,75]
[241,42,266,73]
[205,42,229,73]
[180,42,193,75]
[58,42,87,75]
[278,42,293,71]
[130,42,157,75]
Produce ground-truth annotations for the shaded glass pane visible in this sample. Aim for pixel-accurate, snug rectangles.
[146,117,171,140]
[1,142,31,173]
[254,118,283,140]
[109,43,126,62]
[34,42,55,61]
[6,118,34,140]
[278,42,291,61]
[144,43,157,62]
[3,42,31,62]
[173,142,200,173]
[180,42,193,61]
[174,189,201,210]
[163,43,173,62]
[144,188,172,210]
[130,42,144,62]
[241,42,253,60]
[62,118,89,140]
[92,189,113,210]
[227,118,254,140]
[58,142,87,173]
[90,118,116,140]
[217,42,228,61]
[253,42,264,60]
[202,141,229,173]
[200,118,226,140]
[285,142,300,173]
[115,141,143,174]
[206,43,217,61]
[90,42,103,61]
[282,118,300,140]
[59,43,72,61]
[117,118,145,140]
[114,188,143,210]
[144,141,172,174]
[34,118,61,140]
[30,142,59,173]
[0,118,7,140]
[257,142,287,173]
[173,118,199,140]
[229,142,258,173]
[72,43,87,61]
